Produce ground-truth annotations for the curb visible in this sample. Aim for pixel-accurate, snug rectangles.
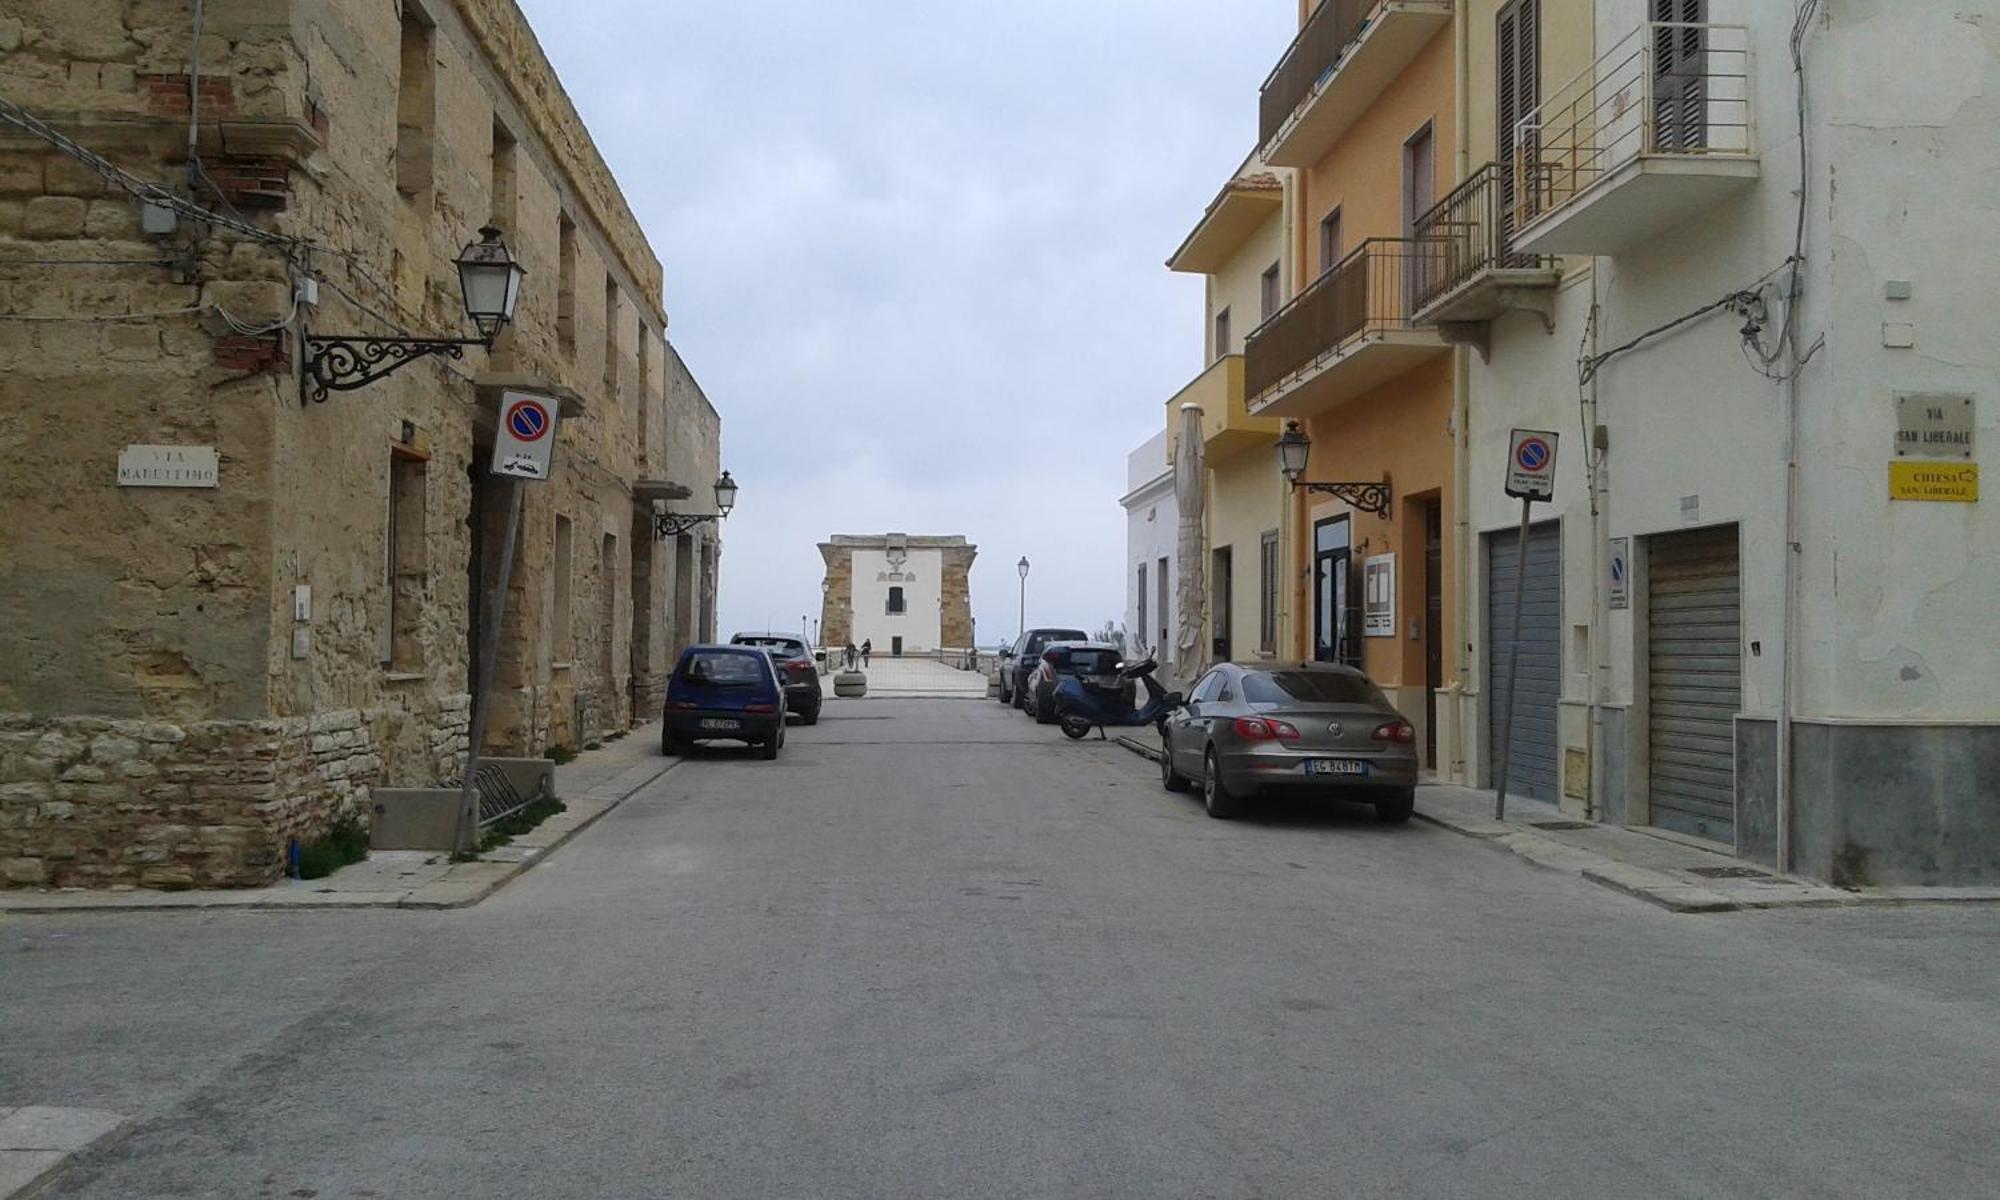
[0,1107,122,1200]
[0,757,682,916]
[1106,730,1995,914]
[398,754,680,910]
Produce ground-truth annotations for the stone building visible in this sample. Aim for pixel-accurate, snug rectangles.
[819,535,976,656]
[0,0,722,888]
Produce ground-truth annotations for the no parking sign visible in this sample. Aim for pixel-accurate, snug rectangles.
[492,391,559,480]
[1505,429,1558,501]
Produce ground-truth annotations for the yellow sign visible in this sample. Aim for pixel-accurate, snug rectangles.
[1889,462,1979,502]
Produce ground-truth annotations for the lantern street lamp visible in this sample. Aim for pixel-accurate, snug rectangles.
[1273,420,1392,516]
[1017,556,1030,637]
[654,471,740,538]
[301,225,527,405]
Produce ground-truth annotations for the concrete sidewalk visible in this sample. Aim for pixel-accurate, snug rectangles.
[1111,734,2000,913]
[0,727,678,915]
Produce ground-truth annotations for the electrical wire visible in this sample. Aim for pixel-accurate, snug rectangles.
[0,310,204,324]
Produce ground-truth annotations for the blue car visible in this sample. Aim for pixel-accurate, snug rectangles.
[662,644,788,759]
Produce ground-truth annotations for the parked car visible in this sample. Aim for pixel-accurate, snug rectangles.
[662,644,788,759]
[1024,641,1129,724]
[997,627,1089,708]
[729,631,822,725]
[1158,662,1417,822]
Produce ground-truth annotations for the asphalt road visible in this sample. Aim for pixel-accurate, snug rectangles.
[5,699,1997,1199]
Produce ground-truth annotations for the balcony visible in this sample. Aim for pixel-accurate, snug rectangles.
[1243,238,1448,420]
[1410,162,1561,326]
[1258,0,1454,169]
[1163,354,1279,464]
[1512,21,1758,256]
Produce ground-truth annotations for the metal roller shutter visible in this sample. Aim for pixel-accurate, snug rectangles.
[1487,523,1562,802]
[1646,525,1740,843]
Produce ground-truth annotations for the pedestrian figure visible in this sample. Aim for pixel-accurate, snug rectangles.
[844,642,857,670]
[860,639,872,668]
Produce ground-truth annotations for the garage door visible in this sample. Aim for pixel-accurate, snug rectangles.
[1486,523,1562,802]
[1646,525,1740,844]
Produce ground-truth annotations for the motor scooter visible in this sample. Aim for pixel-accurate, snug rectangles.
[1051,658,1183,741]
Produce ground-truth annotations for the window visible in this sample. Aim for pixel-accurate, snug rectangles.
[635,319,651,466]
[395,8,435,200]
[604,276,621,390]
[557,214,577,357]
[1497,0,1540,247]
[1191,671,1225,704]
[1243,671,1388,706]
[1319,208,1342,274]
[489,118,517,233]
[1213,307,1231,360]
[600,533,618,684]
[1260,264,1281,322]
[385,449,427,669]
[1404,123,1435,234]
[1259,530,1279,655]
[887,586,905,615]
[553,515,574,662]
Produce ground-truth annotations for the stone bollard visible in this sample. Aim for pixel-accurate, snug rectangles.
[832,670,867,698]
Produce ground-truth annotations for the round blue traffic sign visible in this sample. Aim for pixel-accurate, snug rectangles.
[505,398,551,442]
[1516,437,1550,472]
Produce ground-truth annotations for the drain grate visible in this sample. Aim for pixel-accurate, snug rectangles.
[1530,820,1593,831]
[1686,865,1772,880]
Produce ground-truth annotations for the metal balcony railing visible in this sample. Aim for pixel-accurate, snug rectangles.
[1410,162,1557,312]
[1244,237,1441,402]
[1258,0,1379,149]
[1513,21,1753,231]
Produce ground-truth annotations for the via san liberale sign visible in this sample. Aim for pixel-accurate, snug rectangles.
[1890,393,1978,502]
[117,445,218,488]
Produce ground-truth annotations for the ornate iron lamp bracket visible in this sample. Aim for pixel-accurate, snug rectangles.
[1294,480,1392,517]
[653,511,722,539]
[300,334,491,406]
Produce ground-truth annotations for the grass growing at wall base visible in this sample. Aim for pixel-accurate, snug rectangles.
[451,795,568,860]
[296,816,370,880]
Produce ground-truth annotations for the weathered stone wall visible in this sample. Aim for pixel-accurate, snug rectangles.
[819,545,855,650]
[940,546,978,649]
[0,0,721,887]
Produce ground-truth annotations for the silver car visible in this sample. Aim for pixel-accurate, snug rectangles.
[1158,662,1419,822]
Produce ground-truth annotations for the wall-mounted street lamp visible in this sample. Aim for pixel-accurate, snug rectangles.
[1275,420,1391,517]
[301,225,527,405]
[653,471,738,538]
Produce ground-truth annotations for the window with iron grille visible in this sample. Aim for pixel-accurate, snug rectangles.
[886,586,905,615]
[1258,530,1279,654]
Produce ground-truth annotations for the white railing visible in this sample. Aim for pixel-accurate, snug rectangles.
[1512,21,1752,232]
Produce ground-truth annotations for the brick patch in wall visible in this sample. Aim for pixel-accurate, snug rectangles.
[213,331,289,374]
[142,74,235,119]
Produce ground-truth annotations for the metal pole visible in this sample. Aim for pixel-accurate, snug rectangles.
[452,477,525,855]
[1493,497,1532,820]
[1018,575,1026,638]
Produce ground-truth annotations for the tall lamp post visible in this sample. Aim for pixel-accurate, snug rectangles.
[1017,556,1030,638]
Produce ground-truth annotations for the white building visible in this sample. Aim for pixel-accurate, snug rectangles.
[1439,0,1999,885]
[819,534,977,657]
[1121,431,1178,672]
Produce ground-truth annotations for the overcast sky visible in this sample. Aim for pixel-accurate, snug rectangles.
[517,0,1294,647]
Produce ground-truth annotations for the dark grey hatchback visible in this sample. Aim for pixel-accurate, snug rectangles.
[1159,662,1419,822]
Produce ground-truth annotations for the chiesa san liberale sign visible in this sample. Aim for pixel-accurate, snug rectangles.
[1891,393,1977,502]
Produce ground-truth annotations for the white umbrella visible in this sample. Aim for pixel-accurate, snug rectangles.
[1173,401,1206,682]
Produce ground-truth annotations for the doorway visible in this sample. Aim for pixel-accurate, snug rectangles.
[1211,546,1233,662]
[892,635,904,657]
[1313,516,1358,666]
[1422,499,1442,767]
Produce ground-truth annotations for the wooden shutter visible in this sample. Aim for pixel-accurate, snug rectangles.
[1497,0,1539,251]
[1652,0,1707,151]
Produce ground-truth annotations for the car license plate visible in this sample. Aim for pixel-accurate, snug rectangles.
[700,718,739,731]
[1308,758,1368,776]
